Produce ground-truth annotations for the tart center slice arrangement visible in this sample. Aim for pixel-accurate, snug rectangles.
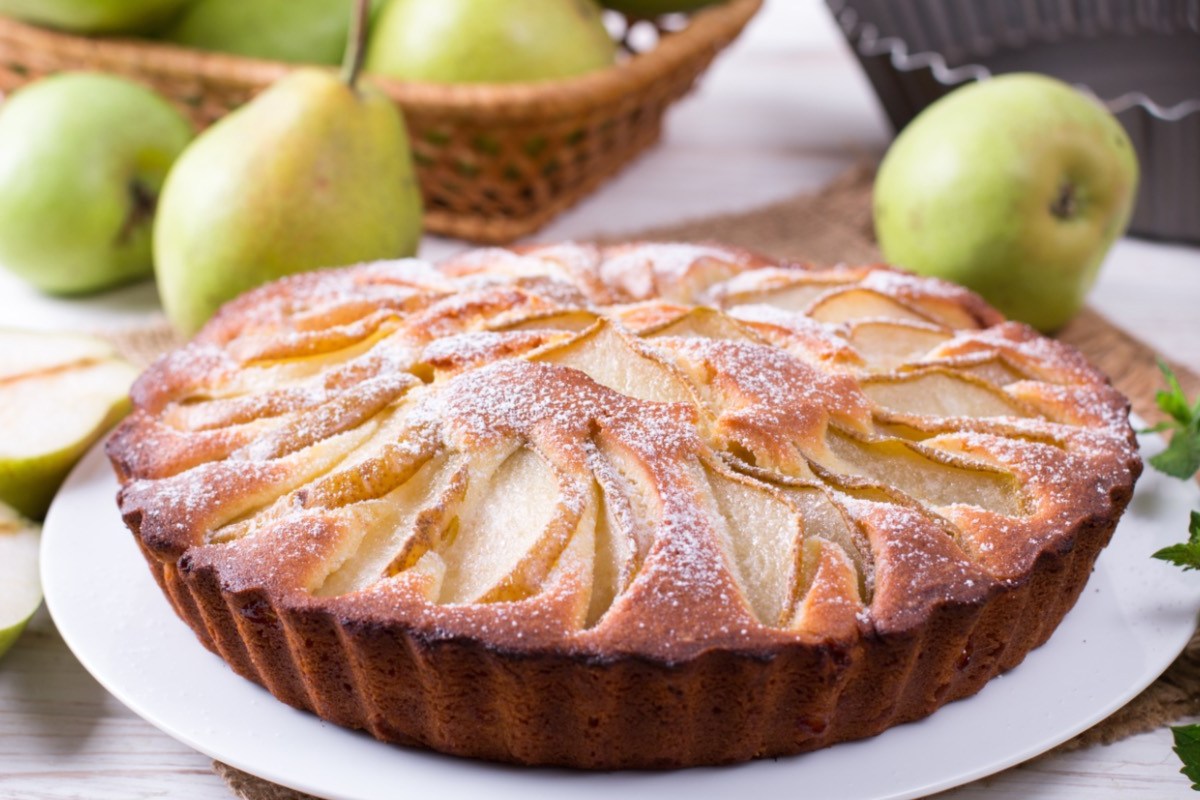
[106,242,1140,769]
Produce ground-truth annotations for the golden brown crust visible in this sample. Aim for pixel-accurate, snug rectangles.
[107,241,1140,768]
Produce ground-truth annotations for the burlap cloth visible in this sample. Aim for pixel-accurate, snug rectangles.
[99,165,1200,800]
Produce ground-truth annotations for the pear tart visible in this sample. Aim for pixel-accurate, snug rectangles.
[107,242,1140,768]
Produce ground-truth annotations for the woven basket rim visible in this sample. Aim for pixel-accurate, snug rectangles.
[0,0,762,119]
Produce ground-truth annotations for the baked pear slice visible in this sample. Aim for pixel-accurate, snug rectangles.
[0,329,138,518]
[845,320,950,369]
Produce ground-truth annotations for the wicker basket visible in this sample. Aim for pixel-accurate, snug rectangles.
[0,0,761,243]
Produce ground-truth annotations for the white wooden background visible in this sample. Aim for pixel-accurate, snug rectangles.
[1,2,1199,798]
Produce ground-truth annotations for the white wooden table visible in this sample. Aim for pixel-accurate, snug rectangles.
[1,2,1198,798]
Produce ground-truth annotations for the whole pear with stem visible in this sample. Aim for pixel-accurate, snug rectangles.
[154,0,422,335]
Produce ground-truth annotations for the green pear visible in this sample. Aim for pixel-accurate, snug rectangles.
[155,5,422,336]
[0,0,189,34]
[162,0,388,65]
[0,73,194,295]
[874,73,1139,333]
[366,0,615,83]
[0,329,138,520]
[0,503,40,663]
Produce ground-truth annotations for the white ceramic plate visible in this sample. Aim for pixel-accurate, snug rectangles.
[43,436,1200,800]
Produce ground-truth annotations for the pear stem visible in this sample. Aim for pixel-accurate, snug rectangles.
[341,0,370,91]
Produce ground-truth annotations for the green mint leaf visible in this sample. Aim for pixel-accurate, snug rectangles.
[1146,359,1200,480]
[1152,543,1200,571]
[1150,435,1200,480]
[1171,724,1200,790]
[1153,512,1200,571]
[1157,360,1193,425]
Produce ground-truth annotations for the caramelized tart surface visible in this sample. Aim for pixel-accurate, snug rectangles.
[107,242,1140,767]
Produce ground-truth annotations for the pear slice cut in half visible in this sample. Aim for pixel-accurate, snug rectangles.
[0,503,41,662]
[0,329,117,381]
[0,329,139,519]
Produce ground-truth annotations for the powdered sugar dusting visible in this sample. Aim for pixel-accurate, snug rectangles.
[861,268,975,303]
[112,241,1140,658]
